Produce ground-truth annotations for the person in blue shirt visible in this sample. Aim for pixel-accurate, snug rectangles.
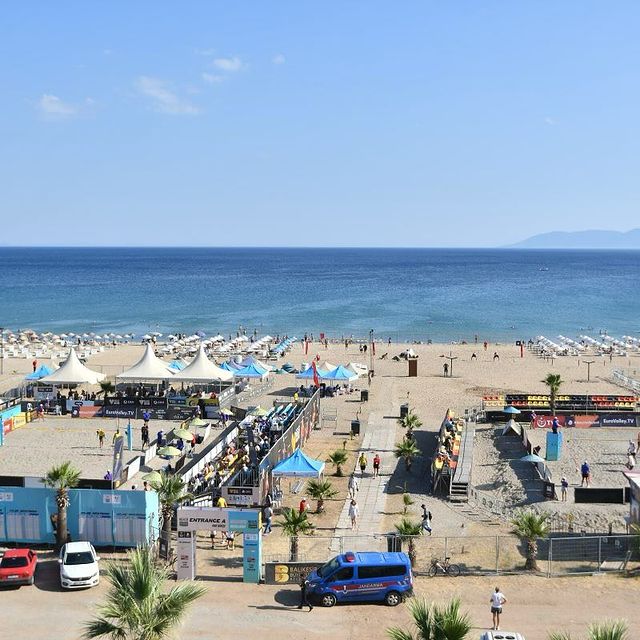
[580,461,591,487]
[551,417,559,434]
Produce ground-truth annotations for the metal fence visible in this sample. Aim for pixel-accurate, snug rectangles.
[263,533,640,577]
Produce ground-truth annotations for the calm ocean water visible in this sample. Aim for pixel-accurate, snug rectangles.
[0,248,638,341]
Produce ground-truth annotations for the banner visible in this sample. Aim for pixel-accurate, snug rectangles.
[600,414,639,427]
[177,507,228,532]
[264,561,323,585]
[112,436,125,484]
[221,486,260,507]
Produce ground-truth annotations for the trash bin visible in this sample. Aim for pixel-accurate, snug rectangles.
[360,389,369,402]
[400,403,409,419]
[351,420,360,436]
[386,534,401,552]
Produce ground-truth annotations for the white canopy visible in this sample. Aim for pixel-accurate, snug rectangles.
[171,345,234,383]
[40,348,105,385]
[117,344,173,381]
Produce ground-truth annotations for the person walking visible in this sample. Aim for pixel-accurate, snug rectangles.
[96,428,106,448]
[348,474,359,499]
[263,505,273,534]
[348,499,359,530]
[372,453,381,478]
[490,587,507,630]
[420,504,432,535]
[443,362,449,377]
[580,461,591,487]
[298,575,313,611]
[141,424,149,449]
[560,477,568,501]
[358,452,368,476]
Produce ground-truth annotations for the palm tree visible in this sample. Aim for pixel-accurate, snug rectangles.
[327,450,349,477]
[548,619,628,640]
[398,412,422,436]
[394,440,421,472]
[394,518,422,568]
[278,507,315,561]
[99,380,115,399]
[84,546,205,640]
[402,493,414,515]
[305,479,338,513]
[387,597,472,640]
[511,510,549,571]
[44,461,81,549]
[151,472,192,537]
[542,373,563,416]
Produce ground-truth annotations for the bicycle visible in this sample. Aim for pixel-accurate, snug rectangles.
[428,556,461,577]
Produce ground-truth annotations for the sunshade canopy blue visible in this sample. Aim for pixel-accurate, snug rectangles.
[271,448,325,477]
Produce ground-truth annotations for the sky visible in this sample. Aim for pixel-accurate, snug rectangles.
[1,1,639,247]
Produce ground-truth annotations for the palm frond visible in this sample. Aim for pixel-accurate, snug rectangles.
[588,620,628,640]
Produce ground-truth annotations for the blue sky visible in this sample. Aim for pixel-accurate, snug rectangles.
[1,1,639,247]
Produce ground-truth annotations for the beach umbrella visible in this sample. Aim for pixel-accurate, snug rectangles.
[142,471,162,483]
[157,446,182,457]
[173,428,193,440]
[520,453,545,463]
[503,406,521,414]
[250,406,269,417]
[196,330,206,338]
[219,408,234,416]
[189,418,208,427]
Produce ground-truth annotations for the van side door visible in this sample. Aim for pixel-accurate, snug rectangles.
[325,566,355,601]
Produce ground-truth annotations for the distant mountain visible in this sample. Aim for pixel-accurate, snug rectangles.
[509,228,640,249]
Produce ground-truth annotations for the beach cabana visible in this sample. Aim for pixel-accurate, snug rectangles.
[321,365,358,382]
[171,344,234,383]
[25,364,55,381]
[271,449,325,477]
[40,348,105,385]
[117,343,173,382]
[233,362,269,379]
[296,365,329,380]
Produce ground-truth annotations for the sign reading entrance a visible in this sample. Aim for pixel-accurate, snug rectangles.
[178,507,228,532]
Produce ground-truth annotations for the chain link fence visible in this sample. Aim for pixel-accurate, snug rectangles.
[263,533,640,577]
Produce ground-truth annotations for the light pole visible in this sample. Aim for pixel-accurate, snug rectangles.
[440,351,458,377]
[584,359,595,383]
[368,329,374,386]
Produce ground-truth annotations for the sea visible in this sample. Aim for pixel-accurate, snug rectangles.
[0,247,638,342]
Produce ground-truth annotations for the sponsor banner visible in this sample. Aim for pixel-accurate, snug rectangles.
[102,406,136,419]
[532,415,567,429]
[566,415,600,428]
[178,507,228,532]
[34,385,56,401]
[221,486,261,507]
[264,561,323,585]
[112,436,125,484]
[600,414,639,428]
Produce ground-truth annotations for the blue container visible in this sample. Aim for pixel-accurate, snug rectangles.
[546,431,563,461]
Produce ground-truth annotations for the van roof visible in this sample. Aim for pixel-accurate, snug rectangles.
[342,551,409,565]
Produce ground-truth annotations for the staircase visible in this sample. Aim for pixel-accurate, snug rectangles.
[448,428,474,502]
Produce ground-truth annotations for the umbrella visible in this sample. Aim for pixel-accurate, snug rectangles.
[157,446,182,457]
[520,454,546,463]
[189,418,208,427]
[142,471,162,483]
[250,406,269,417]
[503,406,521,414]
[196,330,207,338]
[173,428,193,440]
[219,408,234,416]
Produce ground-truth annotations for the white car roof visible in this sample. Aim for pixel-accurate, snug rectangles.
[62,541,94,553]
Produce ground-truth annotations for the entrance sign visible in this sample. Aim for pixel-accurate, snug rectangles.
[176,506,262,583]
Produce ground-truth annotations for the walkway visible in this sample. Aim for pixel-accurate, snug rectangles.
[331,401,399,552]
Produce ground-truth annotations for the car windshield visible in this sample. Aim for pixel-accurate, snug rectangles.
[317,557,340,578]
[64,551,94,565]
[0,556,28,568]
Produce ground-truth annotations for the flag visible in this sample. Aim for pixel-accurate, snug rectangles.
[112,436,124,486]
[311,361,320,387]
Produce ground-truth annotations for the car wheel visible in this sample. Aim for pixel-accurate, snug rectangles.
[321,593,337,607]
[385,590,402,607]
[28,576,35,586]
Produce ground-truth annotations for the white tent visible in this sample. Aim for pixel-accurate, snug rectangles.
[40,348,105,385]
[171,344,234,383]
[117,343,173,382]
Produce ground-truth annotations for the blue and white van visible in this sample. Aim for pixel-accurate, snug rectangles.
[305,551,413,607]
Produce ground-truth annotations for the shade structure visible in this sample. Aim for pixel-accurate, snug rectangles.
[346,362,368,377]
[117,344,173,382]
[142,471,162,483]
[171,344,234,383]
[173,428,193,440]
[503,406,521,414]
[157,446,182,457]
[271,448,325,477]
[25,364,55,380]
[40,348,105,385]
[520,453,546,463]
[249,406,269,417]
[233,362,269,379]
[239,355,274,372]
[168,359,187,372]
[220,360,242,372]
[317,361,336,372]
[296,365,329,380]
[321,365,358,382]
[189,418,208,427]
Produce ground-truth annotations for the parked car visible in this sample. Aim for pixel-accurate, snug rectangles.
[480,632,526,640]
[58,541,100,589]
[305,551,413,607]
[0,549,38,586]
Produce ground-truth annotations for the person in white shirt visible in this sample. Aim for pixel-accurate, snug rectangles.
[348,474,359,499]
[348,499,359,530]
[489,587,507,630]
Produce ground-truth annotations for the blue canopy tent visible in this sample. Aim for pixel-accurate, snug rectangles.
[233,363,269,379]
[25,364,54,380]
[271,448,325,477]
[219,361,238,372]
[168,359,186,372]
[321,365,358,382]
[296,365,329,380]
